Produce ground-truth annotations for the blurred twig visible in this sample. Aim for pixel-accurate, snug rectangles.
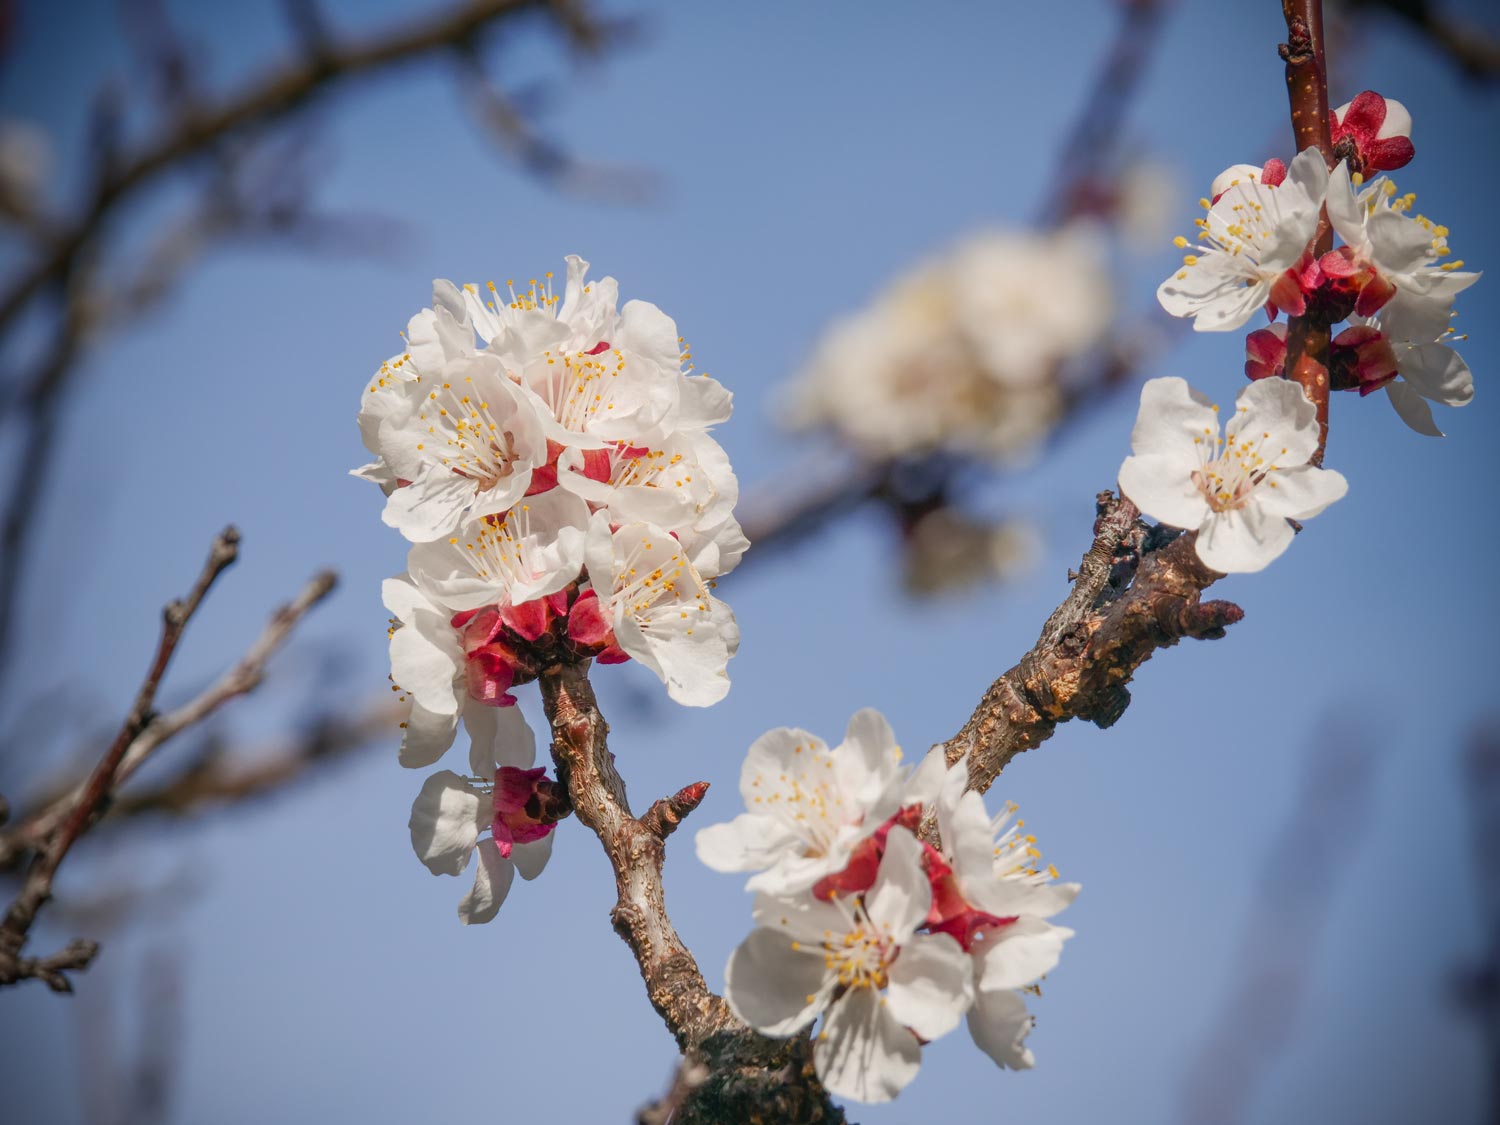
[0,529,335,991]
[1456,722,1500,1123]
[1342,0,1500,78]
[1177,715,1383,1125]
[0,698,396,873]
[732,0,1172,574]
[0,0,621,685]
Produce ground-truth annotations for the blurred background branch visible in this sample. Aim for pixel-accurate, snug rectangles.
[0,528,334,991]
[0,0,631,690]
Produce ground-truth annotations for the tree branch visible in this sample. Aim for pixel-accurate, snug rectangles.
[937,491,1240,794]
[538,662,845,1124]
[0,533,336,990]
[1280,0,1336,461]
[0,0,591,344]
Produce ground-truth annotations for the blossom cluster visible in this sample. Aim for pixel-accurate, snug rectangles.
[697,711,1078,1104]
[1124,91,1479,573]
[355,257,746,921]
[785,226,1114,463]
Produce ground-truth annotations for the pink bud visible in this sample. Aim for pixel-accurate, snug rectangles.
[492,765,564,856]
[1245,323,1288,382]
[1330,91,1414,172]
[1331,324,1399,395]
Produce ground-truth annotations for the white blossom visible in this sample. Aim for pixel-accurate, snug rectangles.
[405,489,590,612]
[1157,147,1329,331]
[375,351,548,542]
[784,227,1112,462]
[559,429,746,579]
[724,828,974,1104]
[1325,161,1480,316]
[581,516,738,706]
[1350,295,1473,437]
[694,709,909,895]
[1118,376,1347,573]
[925,750,1078,1069]
[383,574,468,768]
[408,707,553,925]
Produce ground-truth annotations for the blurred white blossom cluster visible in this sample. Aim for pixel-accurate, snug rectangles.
[354,256,746,922]
[697,711,1077,1104]
[784,226,1115,462]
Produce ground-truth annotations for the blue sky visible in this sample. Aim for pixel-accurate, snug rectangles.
[1,1,1497,1122]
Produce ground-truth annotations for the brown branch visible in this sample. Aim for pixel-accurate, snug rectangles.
[539,663,844,1124]
[1280,0,1335,462]
[0,535,336,990]
[0,526,241,990]
[0,699,393,872]
[0,0,588,344]
[1040,0,1171,226]
[936,491,1242,793]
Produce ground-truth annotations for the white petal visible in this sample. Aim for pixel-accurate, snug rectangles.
[399,703,460,769]
[836,708,904,816]
[380,574,428,623]
[724,926,832,1036]
[409,771,482,875]
[1254,465,1348,519]
[901,746,951,806]
[695,813,800,874]
[389,610,463,716]
[1194,504,1295,574]
[1118,453,1212,530]
[1230,376,1319,467]
[1398,343,1472,406]
[972,879,1081,922]
[1128,377,1220,457]
[885,933,974,1041]
[814,987,922,1105]
[1324,161,1365,250]
[458,839,514,925]
[739,726,821,800]
[1386,380,1444,436]
[466,701,538,775]
[976,918,1073,990]
[751,891,854,945]
[967,988,1036,1070]
[866,827,932,941]
[511,832,554,881]
[1157,256,1267,331]
[381,472,474,543]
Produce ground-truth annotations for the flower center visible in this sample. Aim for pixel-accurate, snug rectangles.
[418,379,525,490]
[1188,412,1287,514]
[819,916,895,992]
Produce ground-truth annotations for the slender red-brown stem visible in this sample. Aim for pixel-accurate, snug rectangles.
[1280,0,1336,462]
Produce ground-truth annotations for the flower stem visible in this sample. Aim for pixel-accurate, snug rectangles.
[1280,0,1335,462]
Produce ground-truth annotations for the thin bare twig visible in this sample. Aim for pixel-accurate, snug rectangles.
[733,0,1173,570]
[0,698,393,871]
[1344,0,1500,79]
[1177,717,1382,1125]
[0,532,336,991]
[0,526,241,990]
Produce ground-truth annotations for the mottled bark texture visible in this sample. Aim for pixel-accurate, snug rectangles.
[540,664,846,1124]
[940,492,1241,795]
[542,490,1240,1121]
